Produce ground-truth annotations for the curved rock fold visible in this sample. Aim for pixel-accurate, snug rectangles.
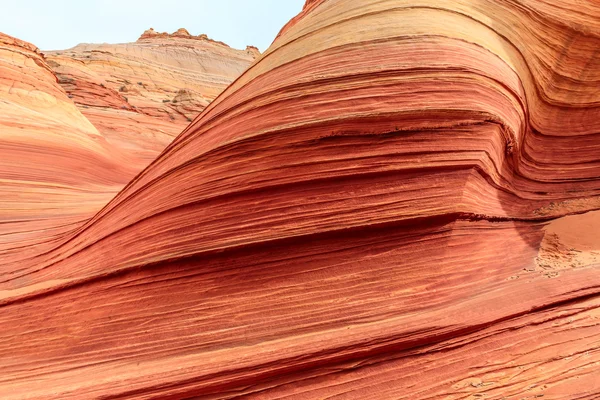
[0,0,599,398]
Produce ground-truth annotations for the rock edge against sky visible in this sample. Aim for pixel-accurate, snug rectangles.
[0,0,599,398]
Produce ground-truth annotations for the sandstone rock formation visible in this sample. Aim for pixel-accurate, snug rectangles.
[45,29,258,161]
[0,28,256,270]
[1,0,600,399]
[0,33,137,263]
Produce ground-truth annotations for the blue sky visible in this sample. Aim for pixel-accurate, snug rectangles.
[1,0,305,52]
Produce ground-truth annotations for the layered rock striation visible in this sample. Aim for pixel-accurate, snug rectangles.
[45,28,258,161]
[1,0,600,399]
[0,33,137,262]
[0,28,257,270]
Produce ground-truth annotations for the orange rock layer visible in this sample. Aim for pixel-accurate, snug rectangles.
[0,29,255,269]
[1,0,600,399]
[45,29,258,162]
[0,32,137,262]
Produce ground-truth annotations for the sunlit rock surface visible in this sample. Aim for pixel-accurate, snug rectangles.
[0,32,137,261]
[45,29,258,162]
[1,0,600,398]
[0,28,256,272]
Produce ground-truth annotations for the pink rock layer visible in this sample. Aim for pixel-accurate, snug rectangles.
[1,0,600,399]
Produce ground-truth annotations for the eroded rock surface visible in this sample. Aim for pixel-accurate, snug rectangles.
[1,1,599,399]
[0,33,137,261]
[45,29,258,161]
[0,28,257,269]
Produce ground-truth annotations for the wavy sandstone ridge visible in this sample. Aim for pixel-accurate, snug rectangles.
[0,33,138,262]
[1,0,600,398]
[0,29,255,274]
[45,29,258,162]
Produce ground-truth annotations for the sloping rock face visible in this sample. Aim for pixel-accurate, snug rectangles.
[1,1,600,399]
[0,29,254,271]
[0,33,139,262]
[45,29,258,161]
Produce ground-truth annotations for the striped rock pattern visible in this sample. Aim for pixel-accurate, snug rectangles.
[1,0,600,398]
[0,32,137,264]
[46,29,258,162]
[0,30,256,271]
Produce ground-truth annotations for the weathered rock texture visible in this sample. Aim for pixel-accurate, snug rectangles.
[0,33,137,262]
[45,29,258,161]
[1,0,600,399]
[0,29,255,269]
